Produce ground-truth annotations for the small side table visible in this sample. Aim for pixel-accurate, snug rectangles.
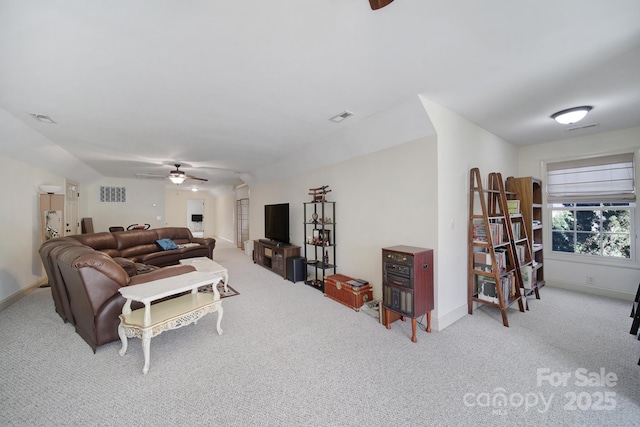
[118,271,223,374]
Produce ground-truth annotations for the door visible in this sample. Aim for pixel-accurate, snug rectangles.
[236,198,249,249]
[65,181,79,236]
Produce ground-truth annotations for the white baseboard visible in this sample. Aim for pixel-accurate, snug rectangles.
[433,302,468,331]
[0,278,47,312]
[545,280,635,302]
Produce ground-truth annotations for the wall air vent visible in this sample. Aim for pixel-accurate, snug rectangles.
[329,111,354,123]
[99,186,127,203]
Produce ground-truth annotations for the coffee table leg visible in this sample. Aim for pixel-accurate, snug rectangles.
[222,271,229,292]
[118,322,128,356]
[142,331,151,374]
[216,304,224,335]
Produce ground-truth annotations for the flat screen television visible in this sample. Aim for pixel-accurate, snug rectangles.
[264,203,290,244]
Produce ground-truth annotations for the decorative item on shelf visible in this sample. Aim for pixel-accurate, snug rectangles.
[44,210,61,240]
[311,212,318,223]
[323,229,331,246]
[323,249,329,265]
[308,185,331,203]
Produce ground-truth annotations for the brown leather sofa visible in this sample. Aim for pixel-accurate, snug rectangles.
[70,227,215,267]
[58,247,195,351]
[38,227,216,351]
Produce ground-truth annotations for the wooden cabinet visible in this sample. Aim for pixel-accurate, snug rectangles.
[506,176,545,288]
[382,245,434,342]
[253,240,301,279]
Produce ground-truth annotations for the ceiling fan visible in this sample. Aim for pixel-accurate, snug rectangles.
[369,0,394,10]
[136,163,208,185]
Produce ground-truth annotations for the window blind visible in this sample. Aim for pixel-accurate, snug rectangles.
[547,153,635,203]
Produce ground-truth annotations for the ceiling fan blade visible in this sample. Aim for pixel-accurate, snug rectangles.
[186,175,209,182]
[369,0,394,10]
[135,173,167,179]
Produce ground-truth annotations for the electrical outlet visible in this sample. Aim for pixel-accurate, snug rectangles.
[586,276,595,285]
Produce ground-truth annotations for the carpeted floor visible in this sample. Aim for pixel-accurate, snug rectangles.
[0,240,639,426]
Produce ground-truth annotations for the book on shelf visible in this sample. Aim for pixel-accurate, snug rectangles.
[473,222,487,242]
[473,251,491,265]
[489,223,503,244]
[515,244,525,264]
[474,262,492,273]
[507,200,520,215]
[521,265,533,290]
[511,222,521,240]
[477,277,499,304]
[494,248,507,271]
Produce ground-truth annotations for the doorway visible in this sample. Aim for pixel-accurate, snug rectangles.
[236,198,249,249]
[65,181,79,236]
[187,199,204,237]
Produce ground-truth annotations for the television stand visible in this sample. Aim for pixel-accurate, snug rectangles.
[253,239,301,279]
[258,238,289,247]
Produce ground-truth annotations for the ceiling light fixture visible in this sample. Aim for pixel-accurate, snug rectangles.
[329,111,354,123]
[169,174,185,185]
[191,187,199,192]
[551,106,593,125]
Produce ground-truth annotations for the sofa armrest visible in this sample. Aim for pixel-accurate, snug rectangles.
[113,257,137,277]
[128,264,196,286]
[191,237,216,259]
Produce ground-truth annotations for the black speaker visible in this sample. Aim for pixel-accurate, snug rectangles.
[287,256,306,283]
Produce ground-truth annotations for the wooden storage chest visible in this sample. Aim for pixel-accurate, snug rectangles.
[324,274,372,311]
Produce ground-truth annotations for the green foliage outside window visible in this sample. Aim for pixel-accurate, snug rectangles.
[551,203,631,259]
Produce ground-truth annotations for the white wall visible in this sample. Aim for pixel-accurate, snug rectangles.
[212,191,236,244]
[81,177,167,232]
[518,126,640,300]
[249,136,439,306]
[0,153,66,304]
[420,97,520,329]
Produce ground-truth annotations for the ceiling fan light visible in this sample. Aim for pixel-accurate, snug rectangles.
[169,175,185,185]
[551,106,593,125]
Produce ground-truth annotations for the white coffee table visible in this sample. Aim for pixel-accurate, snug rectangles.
[118,271,223,374]
[180,257,229,293]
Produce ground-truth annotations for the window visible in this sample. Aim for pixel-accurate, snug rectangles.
[547,153,635,260]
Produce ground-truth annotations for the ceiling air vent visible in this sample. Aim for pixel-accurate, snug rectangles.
[329,111,354,123]
[565,123,599,132]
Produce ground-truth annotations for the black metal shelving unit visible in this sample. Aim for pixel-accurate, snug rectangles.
[303,201,336,292]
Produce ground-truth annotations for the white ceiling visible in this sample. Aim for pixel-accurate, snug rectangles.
[1,1,639,193]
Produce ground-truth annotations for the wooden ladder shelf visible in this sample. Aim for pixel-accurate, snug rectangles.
[468,168,535,326]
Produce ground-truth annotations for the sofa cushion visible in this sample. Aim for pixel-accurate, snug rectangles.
[156,238,178,251]
[71,232,118,252]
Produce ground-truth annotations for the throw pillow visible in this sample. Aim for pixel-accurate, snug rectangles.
[156,238,178,251]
